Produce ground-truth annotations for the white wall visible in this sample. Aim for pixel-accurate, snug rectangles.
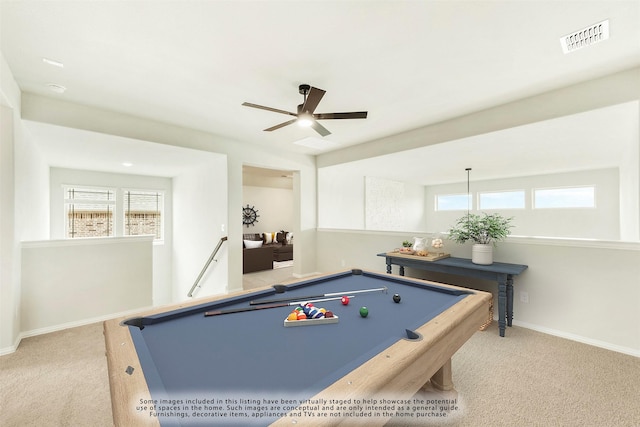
[318,172,427,231]
[14,126,49,242]
[242,185,293,235]
[20,237,153,335]
[0,103,19,354]
[49,168,173,305]
[1,52,50,353]
[316,229,640,356]
[173,160,228,301]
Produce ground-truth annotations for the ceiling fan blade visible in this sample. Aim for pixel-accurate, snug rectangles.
[264,119,297,132]
[301,87,325,114]
[314,111,368,120]
[242,102,297,117]
[310,120,331,137]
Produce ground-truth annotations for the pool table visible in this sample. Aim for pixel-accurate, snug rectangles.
[104,269,491,426]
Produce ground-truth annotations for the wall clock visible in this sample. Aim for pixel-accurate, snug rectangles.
[242,204,259,227]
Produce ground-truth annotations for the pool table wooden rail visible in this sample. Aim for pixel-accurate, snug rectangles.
[104,271,492,427]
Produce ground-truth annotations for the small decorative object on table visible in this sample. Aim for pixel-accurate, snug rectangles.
[412,236,429,256]
[431,234,445,256]
[398,240,415,254]
[390,235,449,261]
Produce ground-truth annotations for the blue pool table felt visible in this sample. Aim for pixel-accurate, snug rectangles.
[125,270,472,424]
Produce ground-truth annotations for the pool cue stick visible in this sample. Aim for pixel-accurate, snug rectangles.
[249,286,388,306]
[204,295,355,317]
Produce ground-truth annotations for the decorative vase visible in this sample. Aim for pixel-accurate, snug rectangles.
[431,234,445,256]
[472,244,493,265]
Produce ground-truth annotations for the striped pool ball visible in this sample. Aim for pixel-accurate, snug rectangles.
[296,311,307,320]
[307,306,320,318]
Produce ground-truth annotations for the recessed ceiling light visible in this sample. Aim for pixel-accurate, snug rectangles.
[42,57,64,68]
[560,20,609,54]
[122,162,133,167]
[46,83,66,93]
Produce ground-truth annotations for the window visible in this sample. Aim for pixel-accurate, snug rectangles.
[534,186,595,209]
[64,186,115,238]
[124,190,164,240]
[436,194,472,211]
[479,190,525,209]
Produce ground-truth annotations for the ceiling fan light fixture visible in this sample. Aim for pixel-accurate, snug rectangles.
[297,113,313,127]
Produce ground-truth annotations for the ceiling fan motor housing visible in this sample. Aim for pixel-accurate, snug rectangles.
[298,84,311,95]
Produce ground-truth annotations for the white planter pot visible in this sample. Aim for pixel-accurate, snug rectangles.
[472,244,493,265]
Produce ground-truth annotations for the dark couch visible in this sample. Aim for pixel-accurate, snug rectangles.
[242,232,293,273]
[242,244,274,274]
[273,243,293,262]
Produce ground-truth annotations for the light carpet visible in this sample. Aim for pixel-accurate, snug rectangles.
[1,320,638,426]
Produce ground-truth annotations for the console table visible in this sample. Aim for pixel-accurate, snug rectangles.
[378,253,528,337]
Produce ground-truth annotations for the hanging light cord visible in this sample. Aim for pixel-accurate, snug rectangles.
[466,168,472,224]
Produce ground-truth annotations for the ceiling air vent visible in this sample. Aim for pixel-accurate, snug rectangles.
[560,20,609,54]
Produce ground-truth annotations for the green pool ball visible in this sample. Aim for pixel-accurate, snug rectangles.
[359,306,369,318]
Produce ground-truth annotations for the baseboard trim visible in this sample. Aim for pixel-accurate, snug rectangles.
[292,271,321,279]
[2,306,155,355]
[0,334,23,356]
[512,320,639,357]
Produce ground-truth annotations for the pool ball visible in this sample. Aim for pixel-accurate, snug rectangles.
[393,294,401,303]
[359,307,369,318]
[341,296,350,305]
[325,311,334,318]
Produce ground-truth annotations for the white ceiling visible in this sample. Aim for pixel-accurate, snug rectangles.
[2,1,640,177]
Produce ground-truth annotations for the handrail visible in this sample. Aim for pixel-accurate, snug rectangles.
[187,236,228,297]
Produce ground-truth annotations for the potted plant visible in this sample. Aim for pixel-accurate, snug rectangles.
[447,213,513,264]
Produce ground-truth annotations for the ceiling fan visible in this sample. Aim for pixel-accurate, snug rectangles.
[242,84,367,137]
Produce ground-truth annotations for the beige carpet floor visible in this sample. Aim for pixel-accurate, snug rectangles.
[2,272,639,426]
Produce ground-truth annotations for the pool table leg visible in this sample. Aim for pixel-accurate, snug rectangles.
[428,358,454,391]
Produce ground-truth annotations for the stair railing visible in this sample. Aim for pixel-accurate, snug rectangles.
[187,236,228,297]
